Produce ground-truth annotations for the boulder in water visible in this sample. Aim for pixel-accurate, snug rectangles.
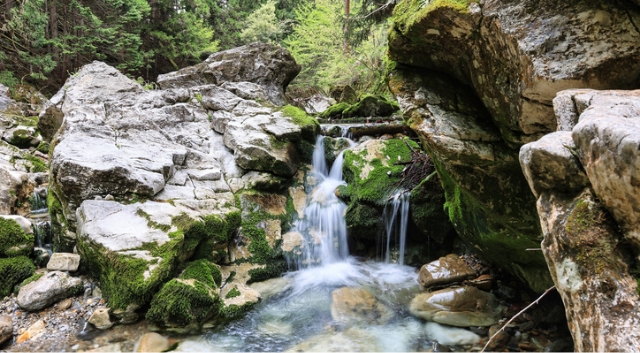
[409,286,503,327]
[418,254,476,289]
[330,287,393,326]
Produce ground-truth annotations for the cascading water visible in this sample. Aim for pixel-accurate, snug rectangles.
[287,135,353,269]
[193,130,433,352]
[382,190,411,265]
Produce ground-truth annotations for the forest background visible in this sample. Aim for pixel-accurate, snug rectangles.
[0,0,396,98]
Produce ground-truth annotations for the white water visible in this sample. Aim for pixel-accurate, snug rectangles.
[383,191,411,265]
[190,132,446,352]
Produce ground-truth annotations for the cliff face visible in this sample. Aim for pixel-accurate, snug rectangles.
[388,0,640,292]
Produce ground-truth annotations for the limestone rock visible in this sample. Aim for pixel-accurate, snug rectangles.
[157,42,301,106]
[409,286,503,327]
[389,68,550,291]
[424,322,481,346]
[134,332,170,352]
[299,95,336,114]
[16,319,45,344]
[519,131,589,198]
[47,252,81,272]
[536,188,640,352]
[88,307,113,330]
[390,0,640,143]
[330,287,393,326]
[418,254,476,289]
[568,89,640,248]
[17,271,83,311]
[0,314,12,345]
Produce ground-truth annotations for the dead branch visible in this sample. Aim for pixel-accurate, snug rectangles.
[481,285,557,353]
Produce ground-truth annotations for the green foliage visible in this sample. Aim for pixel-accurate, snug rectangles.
[0,256,35,298]
[0,72,19,92]
[240,0,284,44]
[0,218,35,257]
[285,0,393,97]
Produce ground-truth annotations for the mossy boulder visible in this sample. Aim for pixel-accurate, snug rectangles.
[343,138,416,205]
[0,256,35,298]
[76,200,240,314]
[342,95,400,118]
[146,278,221,333]
[0,217,34,257]
[320,102,351,119]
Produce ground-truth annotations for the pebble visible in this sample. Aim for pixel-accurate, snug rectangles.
[16,319,46,344]
[59,298,73,311]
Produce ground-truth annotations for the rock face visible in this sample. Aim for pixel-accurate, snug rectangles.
[389,67,551,291]
[390,0,640,144]
[157,42,301,106]
[520,89,640,351]
[17,271,83,311]
[409,286,503,327]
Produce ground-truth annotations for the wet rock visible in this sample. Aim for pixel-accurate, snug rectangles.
[16,319,46,344]
[249,277,291,301]
[157,42,300,106]
[0,314,12,345]
[418,254,476,289]
[88,308,113,330]
[75,319,102,341]
[17,271,83,311]
[424,322,481,346]
[488,325,512,351]
[286,327,381,352]
[330,287,393,326]
[409,286,503,327]
[33,247,51,268]
[133,332,170,352]
[47,252,81,272]
[58,298,73,311]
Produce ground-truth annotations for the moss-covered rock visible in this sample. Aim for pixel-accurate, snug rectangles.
[179,259,222,288]
[146,278,221,333]
[343,138,416,205]
[0,256,35,298]
[0,217,34,257]
[281,105,320,142]
[342,95,400,118]
[346,203,384,242]
[320,102,351,119]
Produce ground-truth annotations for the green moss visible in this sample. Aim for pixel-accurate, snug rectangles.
[343,138,417,204]
[282,105,319,141]
[247,260,287,284]
[0,256,35,298]
[225,286,241,299]
[345,203,383,241]
[146,278,221,326]
[135,209,171,232]
[20,272,43,286]
[320,102,351,119]
[393,0,472,35]
[342,94,400,117]
[11,154,47,173]
[180,259,221,288]
[0,217,34,257]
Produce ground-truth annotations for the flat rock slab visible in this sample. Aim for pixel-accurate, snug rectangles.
[47,252,81,272]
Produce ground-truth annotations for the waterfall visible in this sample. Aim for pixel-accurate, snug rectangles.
[29,189,47,213]
[286,135,353,269]
[382,191,410,265]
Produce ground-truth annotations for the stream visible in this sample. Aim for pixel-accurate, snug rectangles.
[176,133,439,352]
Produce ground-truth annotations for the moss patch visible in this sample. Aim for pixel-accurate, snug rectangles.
[180,259,222,289]
[0,256,35,298]
[146,278,221,327]
[320,102,351,119]
[225,286,241,299]
[281,105,320,141]
[0,217,34,257]
[342,94,400,117]
[393,0,472,35]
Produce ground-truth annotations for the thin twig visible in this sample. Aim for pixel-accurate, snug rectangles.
[480,285,556,352]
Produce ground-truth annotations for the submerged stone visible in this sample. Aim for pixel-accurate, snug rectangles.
[330,287,393,326]
[409,286,503,327]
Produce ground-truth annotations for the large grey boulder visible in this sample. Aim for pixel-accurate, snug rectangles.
[17,271,83,311]
[157,42,301,106]
[520,88,640,351]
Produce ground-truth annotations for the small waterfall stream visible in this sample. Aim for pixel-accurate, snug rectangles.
[383,191,411,265]
[191,131,428,352]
